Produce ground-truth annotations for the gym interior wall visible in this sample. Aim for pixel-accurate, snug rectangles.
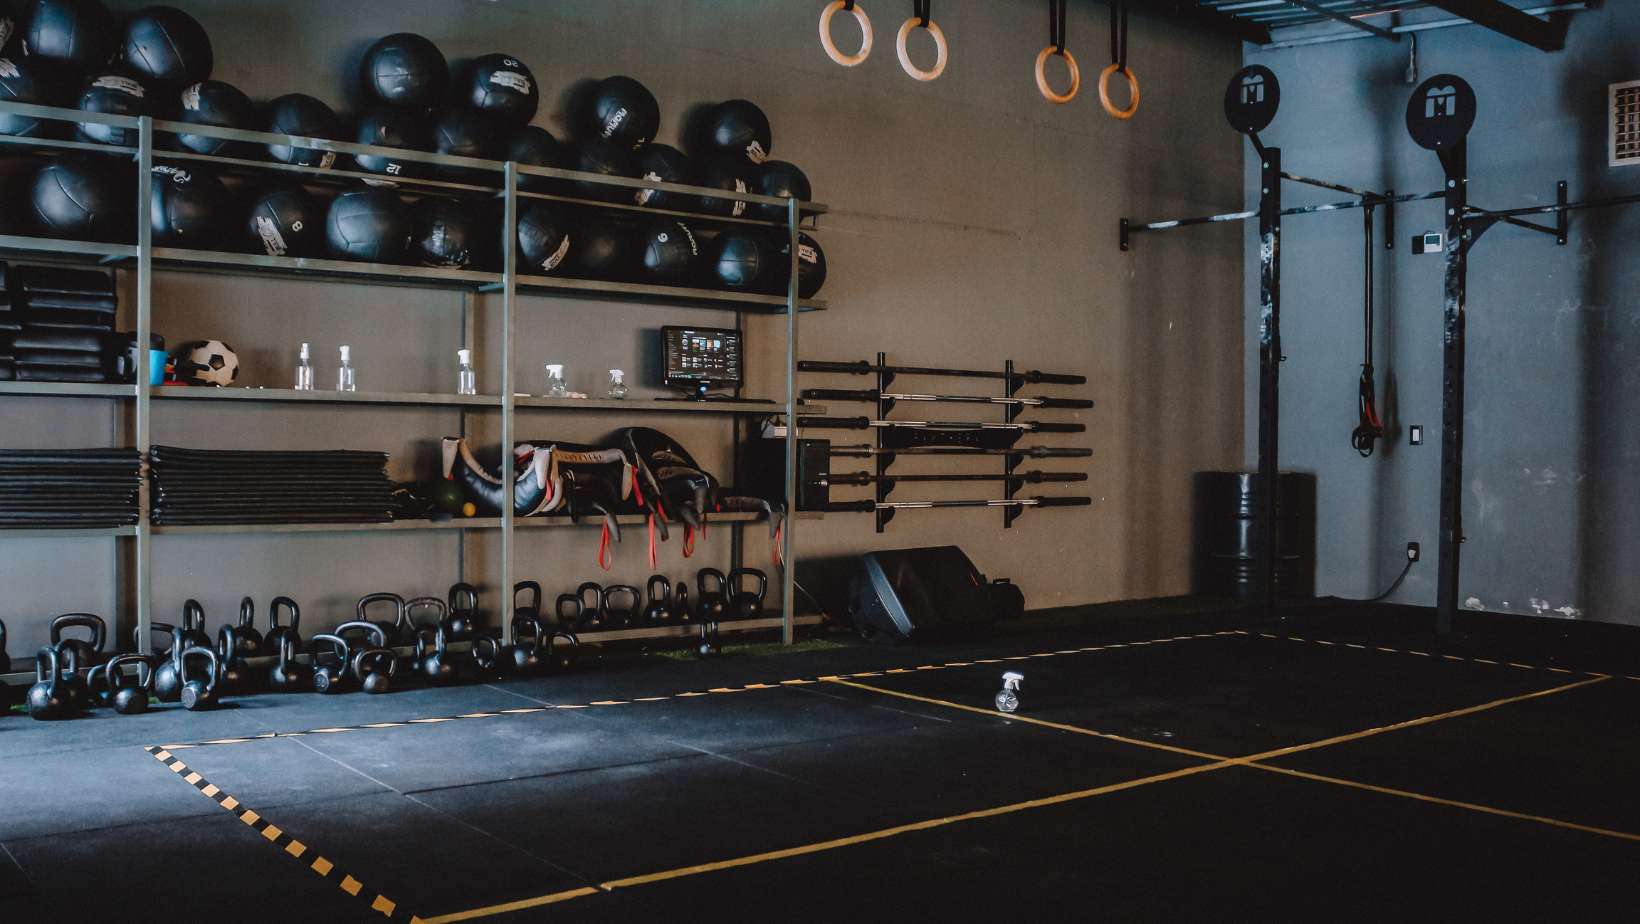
[0,0,1245,653]
[1241,4,1640,624]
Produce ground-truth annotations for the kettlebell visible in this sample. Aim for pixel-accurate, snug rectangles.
[180,599,209,650]
[357,592,409,646]
[265,596,302,655]
[0,616,11,674]
[336,620,390,680]
[135,621,177,657]
[728,568,768,621]
[267,635,311,692]
[466,635,500,681]
[357,648,397,695]
[548,630,580,672]
[152,625,187,703]
[695,621,722,659]
[447,582,480,640]
[575,582,604,630]
[235,597,265,658]
[696,568,728,621]
[505,614,545,675]
[674,581,692,624]
[643,576,672,625]
[50,613,107,669]
[514,581,542,624]
[179,646,221,711]
[602,585,641,630]
[404,596,448,674]
[416,622,457,685]
[555,593,584,631]
[216,624,254,695]
[107,655,153,716]
[27,647,71,720]
[310,634,351,694]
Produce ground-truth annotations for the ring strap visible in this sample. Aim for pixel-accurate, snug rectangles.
[1050,0,1066,54]
[915,0,930,28]
[1109,0,1128,73]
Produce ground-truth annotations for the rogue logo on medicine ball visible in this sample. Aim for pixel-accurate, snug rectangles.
[1224,65,1279,134]
[1406,74,1475,151]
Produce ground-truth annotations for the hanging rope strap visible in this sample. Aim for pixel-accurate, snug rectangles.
[820,0,873,67]
[1036,0,1080,104]
[1098,0,1139,119]
[1353,203,1385,457]
[896,0,948,81]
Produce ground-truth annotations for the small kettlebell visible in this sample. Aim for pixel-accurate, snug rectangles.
[357,648,397,695]
[575,582,603,630]
[265,596,303,655]
[235,597,265,658]
[54,644,89,712]
[336,620,390,682]
[152,625,187,703]
[417,623,456,685]
[310,634,351,694]
[696,568,728,621]
[728,568,768,621]
[179,646,221,711]
[673,581,691,624]
[107,655,153,716]
[217,624,254,695]
[505,615,545,675]
[695,621,721,659]
[546,630,579,672]
[180,599,209,650]
[466,635,500,681]
[27,647,71,720]
[643,575,672,625]
[267,635,311,692]
[447,582,480,640]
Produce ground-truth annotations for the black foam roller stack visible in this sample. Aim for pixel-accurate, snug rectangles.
[149,446,397,525]
[1,261,117,382]
[0,448,141,527]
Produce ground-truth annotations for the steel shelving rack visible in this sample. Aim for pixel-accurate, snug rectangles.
[0,99,827,682]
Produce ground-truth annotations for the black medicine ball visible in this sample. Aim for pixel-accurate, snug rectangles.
[638,219,700,285]
[586,75,658,150]
[508,124,566,191]
[751,160,811,221]
[23,0,114,70]
[460,53,537,124]
[360,32,446,108]
[771,231,827,298]
[353,106,431,177]
[0,53,62,136]
[696,159,751,218]
[149,163,225,246]
[708,230,770,290]
[175,79,254,156]
[572,138,636,203]
[246,183,321,258]
[326,188,410,263]
[565,217,633,280]
[704,99,771,166]
[121,5,211,86]
[631,142,692,209]
[265,93,338,168]
[75,70,146,145]
[410,196,474,268]
[432,107,501,172]
[516,202,570,275]
[31,157,127,240]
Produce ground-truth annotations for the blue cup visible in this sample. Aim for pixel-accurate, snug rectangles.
[148,349,167,386]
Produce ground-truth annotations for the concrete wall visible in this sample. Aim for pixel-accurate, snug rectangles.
[1,0,1245,652]
[1243,6,1640,624]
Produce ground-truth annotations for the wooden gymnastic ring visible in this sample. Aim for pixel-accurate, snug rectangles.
[896,16,948,82]
[1098,63,1139,120]
[819,1,873,67]
[1035,46,1080,104]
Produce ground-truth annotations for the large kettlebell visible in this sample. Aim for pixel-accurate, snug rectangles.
[216,624,255,695]
[265,596,303,655]
[235,597,265,658]
[107,655,154,716]
[447,582,480,640]
[50,613,107,669]
[602,585,640,630]
[179,646,222,711]
[416,622,457,685]
[728,568,768,621]
[180,599,210,650]
[505,614,545,675]
[575,582,604,630]
[152,625,187,703]
[28,647,72,720]
[643,576,672,625]
[267,635,311,692]
[696,568,728,621]
[310,634,351,694]
[357,592,409,646]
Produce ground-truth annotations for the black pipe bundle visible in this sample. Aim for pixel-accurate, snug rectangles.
[149,447,395,525]
[0,449,141,527]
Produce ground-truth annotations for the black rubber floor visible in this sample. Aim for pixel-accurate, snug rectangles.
[1,599,1637,922]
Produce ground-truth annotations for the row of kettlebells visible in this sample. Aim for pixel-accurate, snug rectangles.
[554,568,769,632]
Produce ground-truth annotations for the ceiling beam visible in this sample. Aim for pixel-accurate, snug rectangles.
[1280,0,1399,40]
[1421,0,1570,50]
[1137,1,1274,46]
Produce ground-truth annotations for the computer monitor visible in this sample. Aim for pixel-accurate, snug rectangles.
[662,325,742,396]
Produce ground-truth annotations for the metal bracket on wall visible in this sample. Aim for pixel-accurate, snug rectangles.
[874,351,893,533]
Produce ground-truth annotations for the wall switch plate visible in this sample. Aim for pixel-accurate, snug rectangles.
[1410,425,1424,445]
[1407,542,1421,562]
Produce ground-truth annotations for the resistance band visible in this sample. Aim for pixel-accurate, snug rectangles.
[1352,203,1385,457]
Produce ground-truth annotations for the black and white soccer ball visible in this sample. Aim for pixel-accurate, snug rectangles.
[174,339,239,386]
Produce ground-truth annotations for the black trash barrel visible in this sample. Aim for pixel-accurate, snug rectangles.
[1192,471,1316,601]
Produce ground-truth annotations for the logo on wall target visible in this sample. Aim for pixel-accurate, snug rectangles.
[1225,65,1279,134]
[1407,74,1476,150]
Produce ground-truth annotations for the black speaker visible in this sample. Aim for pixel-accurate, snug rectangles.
[845,546,1019,643]
[738,436,829,511]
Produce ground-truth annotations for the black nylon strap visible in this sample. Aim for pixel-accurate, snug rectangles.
[1110,0,1129,72]
[915,0,930,27]
[843,0,854,9]
[1050,0,1067,53]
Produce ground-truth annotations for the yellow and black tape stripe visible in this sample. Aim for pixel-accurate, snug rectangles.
[144,746,419,922]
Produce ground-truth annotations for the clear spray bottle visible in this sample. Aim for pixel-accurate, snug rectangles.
[294,342,314,391]
[337,345,356,392]
[457,349,477,396]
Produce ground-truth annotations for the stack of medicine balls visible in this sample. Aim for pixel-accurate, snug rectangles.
[0,3,825,297]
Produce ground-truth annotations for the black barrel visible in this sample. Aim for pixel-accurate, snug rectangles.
[1192,471,1316,601]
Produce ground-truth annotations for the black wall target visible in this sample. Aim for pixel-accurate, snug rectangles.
[1406,74,1475,151]
[1224,65,1279,135]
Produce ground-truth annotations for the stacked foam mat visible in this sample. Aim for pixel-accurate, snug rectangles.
[0,263,119,383]
[0,449,141,528]
[149,447,396,526]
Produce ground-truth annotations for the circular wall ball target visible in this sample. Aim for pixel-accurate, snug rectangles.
[245,183,321,258]
[1406,74,1476,151]
[353,106,432,178]
[704,98,771,165]
[819,0,872,67]
[460,53,537,124]
[572,138,637,203]
[326,188,410,263]
[516,202,571,275]
[631,142,692,208]
[696,158,751,218]
[508,124,567,191]
[360,32,447,108]
[708,229,771,290]
[895,16,947,82]
[1035,46,1079,104]
[0,54,64,137]
[149,164,226,246]
[639,218,701,284]
[31,157,128,240]
[1098,64,1139,120]
[587,75,659,150]
[432,107,501,174]
[23,0,114,70]
[750,160,811,221]
[175,80,254,155]
[265,93,339,168]
[410,196,474,268]
[75,70,147,145]
[565,216,633,280]
[121,5,212,87]
[1224,64,1278,134]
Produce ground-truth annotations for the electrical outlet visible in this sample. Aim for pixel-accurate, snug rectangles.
[1410,425,1424,446]
[1407,542,1421,562]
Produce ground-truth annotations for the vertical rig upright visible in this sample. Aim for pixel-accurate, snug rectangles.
[1255,144,1282,621]
[133,115,154,654]
[781,196,802,644]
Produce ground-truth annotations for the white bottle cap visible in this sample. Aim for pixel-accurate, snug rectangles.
[339,345,351,361]
[545,364,563,377]
[299,342,311,360]
[609,369,624,380]
[459,349,472,365]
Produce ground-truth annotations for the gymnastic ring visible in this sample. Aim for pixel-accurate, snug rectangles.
[896,16,948,82]
[1035,46,1080,104]
[819,1,873,67]
[1098,63,1139,120]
